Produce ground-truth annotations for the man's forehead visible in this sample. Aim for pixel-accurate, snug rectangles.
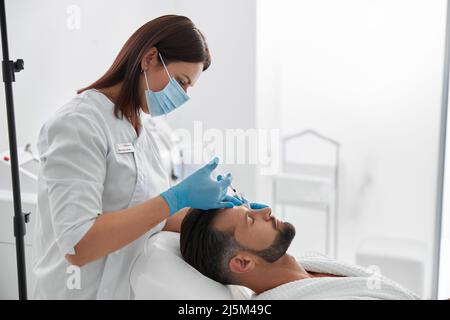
[213,207,246,233]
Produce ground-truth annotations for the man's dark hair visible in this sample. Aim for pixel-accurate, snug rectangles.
[180,209,250,284]
[180,208,241,284]
[180,208,296,285]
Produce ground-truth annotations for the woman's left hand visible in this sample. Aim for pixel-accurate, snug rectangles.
[248,202,269,209]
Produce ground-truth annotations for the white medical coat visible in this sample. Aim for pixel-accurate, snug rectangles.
[32,89,169,299]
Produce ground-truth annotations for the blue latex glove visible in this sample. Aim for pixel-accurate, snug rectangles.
[217,175,243,206]
[217,175,268,210]
[223,194,243,206]
[248,202,269,210]
[161,157,236,215]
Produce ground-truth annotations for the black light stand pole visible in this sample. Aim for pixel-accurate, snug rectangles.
[0,0,28,300]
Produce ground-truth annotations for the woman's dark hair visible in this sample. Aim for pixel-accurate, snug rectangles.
[78,14,211,124]
[180,208,241,285]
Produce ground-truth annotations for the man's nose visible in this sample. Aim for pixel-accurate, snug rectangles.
[250,207,272,221]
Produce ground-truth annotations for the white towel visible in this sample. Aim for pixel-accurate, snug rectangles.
[253,253,420,300]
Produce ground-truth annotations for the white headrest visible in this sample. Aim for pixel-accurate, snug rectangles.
[130,231,253,300]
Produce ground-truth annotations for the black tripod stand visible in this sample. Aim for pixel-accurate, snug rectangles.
[0,0,28,300]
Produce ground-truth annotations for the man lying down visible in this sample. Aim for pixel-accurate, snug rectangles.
[179,205,420,300]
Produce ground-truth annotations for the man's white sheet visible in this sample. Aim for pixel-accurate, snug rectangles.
[253,253,420,300]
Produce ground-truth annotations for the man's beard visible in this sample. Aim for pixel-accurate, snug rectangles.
[248,222,296,263]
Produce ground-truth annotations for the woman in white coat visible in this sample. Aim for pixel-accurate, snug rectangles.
[32,15,244,299]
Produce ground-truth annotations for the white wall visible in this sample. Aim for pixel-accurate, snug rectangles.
[257,0,447,298]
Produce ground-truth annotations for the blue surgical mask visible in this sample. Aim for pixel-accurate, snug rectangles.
[144,52,190,116]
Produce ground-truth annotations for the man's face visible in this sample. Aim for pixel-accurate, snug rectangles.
[212,205,296,262]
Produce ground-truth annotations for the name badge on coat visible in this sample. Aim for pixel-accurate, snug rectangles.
[115,142,135,154]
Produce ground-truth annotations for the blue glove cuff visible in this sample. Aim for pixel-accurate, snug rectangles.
[160,188,183,216]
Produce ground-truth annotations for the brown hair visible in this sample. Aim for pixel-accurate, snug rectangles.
[78,15,211,123]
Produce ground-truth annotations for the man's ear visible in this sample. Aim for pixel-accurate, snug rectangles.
[140,46,159,71]
[229,253,255,274]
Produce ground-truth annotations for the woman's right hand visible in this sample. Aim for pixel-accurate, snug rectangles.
[160,157,237,215]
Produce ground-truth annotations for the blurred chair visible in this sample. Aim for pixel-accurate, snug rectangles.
[355,236,427,297]
[272,129,340,257]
